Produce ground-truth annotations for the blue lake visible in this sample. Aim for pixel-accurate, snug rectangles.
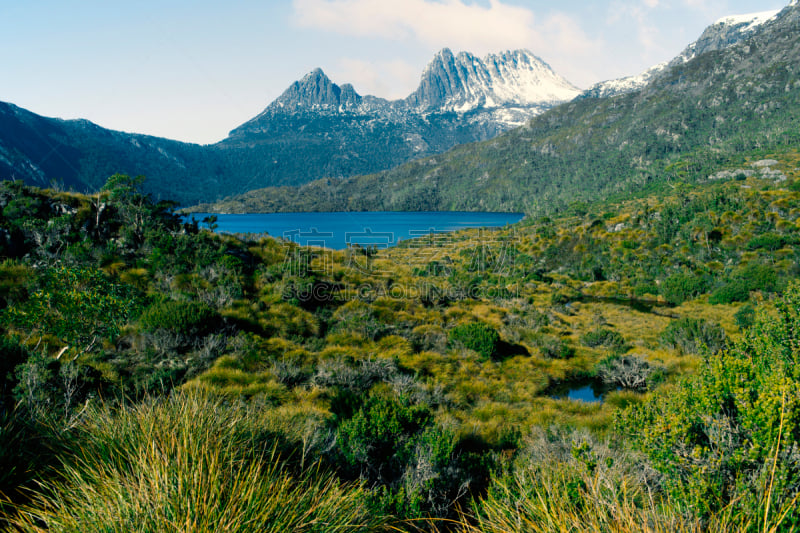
[189,211,524,250]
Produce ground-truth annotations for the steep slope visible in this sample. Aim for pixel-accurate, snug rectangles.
[194,1,800,214]
[0,102,226,202]
[405,48,579,114]
[583,8,780,99]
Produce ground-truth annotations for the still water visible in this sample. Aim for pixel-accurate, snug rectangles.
[190,211,524,250]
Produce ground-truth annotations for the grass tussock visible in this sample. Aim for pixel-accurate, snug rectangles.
[8,391,391,533]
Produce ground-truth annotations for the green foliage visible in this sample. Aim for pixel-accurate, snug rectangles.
[2,265,143,349]
[708,278,751,304]
[661,272,710,305]
[734,304,756,330]
[710,265,780,304]
[337,393,433,483]
[334,391,486,519]
[745,232,790,251]
[659,317,726,355]
[138,300,220,336]
[532,334,575,359]
[448,322,501,361]
[0,336,29,405]
[623,283,800,528]
[580,328,628,354]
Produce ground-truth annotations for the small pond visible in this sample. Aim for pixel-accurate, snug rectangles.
[547,378,618,403]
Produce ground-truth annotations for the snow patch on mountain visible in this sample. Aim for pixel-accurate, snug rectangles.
[582,8,779,99]
[234,48,581,138]
[407,49,580,113]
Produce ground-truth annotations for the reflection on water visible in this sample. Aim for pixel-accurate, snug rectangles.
[548,378,616,403]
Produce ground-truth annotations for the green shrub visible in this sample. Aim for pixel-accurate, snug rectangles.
[735,263,779,293]
[335,392,486,519]
[337,393,432,483]
[580,328,628,354]
[709,278,751,304]
[734,303,756,330]
[138,300,220,336]
[659,317,726,355]
[449,323,501,361]
[745,232,786,251]
[661,272,710,305]
[709,265,780,304]
[0,336,30,404]
[623,283,800,528]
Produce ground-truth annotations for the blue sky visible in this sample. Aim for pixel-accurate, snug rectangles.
[1,0,790,144]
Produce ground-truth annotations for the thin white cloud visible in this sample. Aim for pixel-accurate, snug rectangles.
[293,0,536,54]
[334,57,419,99]
[292,0,603,87]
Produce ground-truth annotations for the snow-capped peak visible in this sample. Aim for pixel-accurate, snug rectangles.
[582,8,779,99]
[407,48,581,112]
[714,10,778,30]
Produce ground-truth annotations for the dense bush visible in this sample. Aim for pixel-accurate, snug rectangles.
[624,283,800,529]
[449,322,501,361]
[661,272,710,305]
[334,392,475,518]
[2,266,143,349]
[734,303,756,330]
[709,265,780,304]
[579,328,628,354]
[0,336,29,406]
[659,317,726,355]
[138,300,220,336]
[532,334,575,359]
[708,278,751,304]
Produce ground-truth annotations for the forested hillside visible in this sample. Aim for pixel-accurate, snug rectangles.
[2,152,800,529]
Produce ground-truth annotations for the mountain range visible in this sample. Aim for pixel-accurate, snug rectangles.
[192,1,800,215]
[0,49,578,206]
[1,2,798,212]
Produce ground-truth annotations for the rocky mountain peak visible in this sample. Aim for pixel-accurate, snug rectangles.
[406,48,580,112]
[271,68,362,112]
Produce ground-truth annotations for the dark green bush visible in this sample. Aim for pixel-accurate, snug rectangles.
[735,263,779,293]
[449,323,501,361]
[661,272,710,305]
[708,278,751,304]
[580,328,628,354]
[745,232,786,251]
[659,317,726,355]
[0,336,29,404]
[335,392,490,519]
[709,265,779,304]
[734,303,756,330]
[138,300,220,336]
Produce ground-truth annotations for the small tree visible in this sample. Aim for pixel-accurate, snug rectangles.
[449,322,500,361]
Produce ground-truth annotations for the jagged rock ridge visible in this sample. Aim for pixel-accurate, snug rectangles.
[229,48,580,139]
